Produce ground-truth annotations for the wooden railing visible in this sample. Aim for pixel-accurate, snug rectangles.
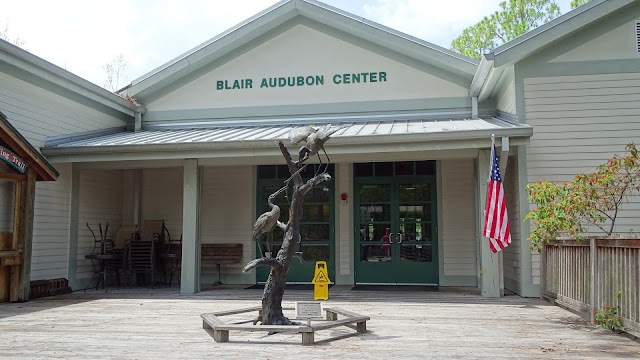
[542,239,640,337]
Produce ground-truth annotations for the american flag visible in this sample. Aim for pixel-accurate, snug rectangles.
[483,142,511,253]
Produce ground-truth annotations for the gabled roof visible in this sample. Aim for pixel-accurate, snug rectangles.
[486,0,635,67]
[0,111,58,181]
[121,0,478,100]
[0,39,145,117]
[471,0,636,100]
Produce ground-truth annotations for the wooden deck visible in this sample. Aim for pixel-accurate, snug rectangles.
[0,286,638,359]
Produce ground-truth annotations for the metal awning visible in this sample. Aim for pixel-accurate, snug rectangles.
[42,116,532,163]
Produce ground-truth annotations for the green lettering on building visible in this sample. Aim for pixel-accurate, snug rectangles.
[216,71,386,91]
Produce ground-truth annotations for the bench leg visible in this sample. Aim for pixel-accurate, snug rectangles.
[302,332,314,346]
[357,321,367,333]
[203,320,212,330]
[213,329,229,342]
[326,310,337,321]
[214,264,222,286]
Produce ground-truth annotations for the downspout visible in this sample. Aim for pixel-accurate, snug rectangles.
[472,96,479,119]
[134,112,142,132]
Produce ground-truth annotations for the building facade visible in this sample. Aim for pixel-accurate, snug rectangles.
[0,0,638,299]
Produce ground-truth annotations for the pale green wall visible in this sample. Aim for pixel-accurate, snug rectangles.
[549,19,640,63]
[513,3,640,297]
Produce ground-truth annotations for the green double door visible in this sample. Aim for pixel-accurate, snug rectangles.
[256,180,334,283]
[355,177,438,284]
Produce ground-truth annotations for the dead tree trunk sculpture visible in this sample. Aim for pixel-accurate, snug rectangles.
[243,140,331,325]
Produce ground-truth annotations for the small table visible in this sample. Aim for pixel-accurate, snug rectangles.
[84,253,116,291]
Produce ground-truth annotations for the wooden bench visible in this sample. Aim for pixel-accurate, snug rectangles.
[201,306,369,345]
[201,243,243,285]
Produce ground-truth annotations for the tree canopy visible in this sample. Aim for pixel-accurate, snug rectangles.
[451,0,561,60]
[570,0,592,9]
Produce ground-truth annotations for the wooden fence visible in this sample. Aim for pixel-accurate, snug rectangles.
[542,239,640,337]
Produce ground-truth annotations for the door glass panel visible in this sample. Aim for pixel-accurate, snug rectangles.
[359,204,391,223]
[355,163,374,177]
[400,244,432,262]
[375,162,393,176]
[416,161,435,175]
[395,162,414,175]
[399,183,432,202]
[300,224,330,241]
[302,244,330,261]
[306,186,331,202]
[359,221,392,262]
[359,184,390,202]
[304,204,330,221]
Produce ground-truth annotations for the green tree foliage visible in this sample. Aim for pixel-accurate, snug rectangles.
[451,0,561,60]
[570,0,592,9]
[525,144,640,252]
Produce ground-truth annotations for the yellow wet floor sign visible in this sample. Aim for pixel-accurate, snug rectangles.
[312,261,331,300]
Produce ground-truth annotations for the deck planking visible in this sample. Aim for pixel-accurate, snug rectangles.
[0,286,638,359]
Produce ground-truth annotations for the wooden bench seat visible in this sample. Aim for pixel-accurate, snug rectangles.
[201,244,243,285]
[201,306,369,345]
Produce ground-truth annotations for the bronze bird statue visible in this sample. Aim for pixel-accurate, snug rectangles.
[252,187,287,254]
[288,124,345,172]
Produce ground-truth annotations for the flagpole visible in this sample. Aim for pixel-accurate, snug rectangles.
[489,133,495,183]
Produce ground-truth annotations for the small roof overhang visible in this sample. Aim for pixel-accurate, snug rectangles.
[1,111,58,181]
[470,0,636,101]
[42,114,532,164]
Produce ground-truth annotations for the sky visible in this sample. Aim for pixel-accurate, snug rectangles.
[1,0,574,89]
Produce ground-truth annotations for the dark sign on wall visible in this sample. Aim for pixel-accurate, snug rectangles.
[216,71,388,91]
[0,146,27,174]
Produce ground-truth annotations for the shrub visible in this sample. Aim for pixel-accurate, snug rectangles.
[525,143,640,252]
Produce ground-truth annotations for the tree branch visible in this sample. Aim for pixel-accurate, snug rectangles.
[299,173,332,196]
[276,221,287,231]
[278,141,302,186]
[243,257,283,273]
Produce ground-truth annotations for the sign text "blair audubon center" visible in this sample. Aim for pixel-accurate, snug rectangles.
[216,71,387,90]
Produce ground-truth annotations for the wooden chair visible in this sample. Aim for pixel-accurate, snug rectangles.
[128,237,155,288]
[160,226,182,287]
[110,224,137,286]
[128,220,165,288]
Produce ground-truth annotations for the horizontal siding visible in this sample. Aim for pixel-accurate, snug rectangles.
[200,166,253,285]
[525,73,640,284]
[497,79,516,115]
[31,163,72,280]
[76,170,124,280]
[0,72,126,149]
[141,168,183,242]
[441,159,477,279]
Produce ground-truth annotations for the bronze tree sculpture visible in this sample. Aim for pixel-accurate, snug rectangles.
[243,126,340,326]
